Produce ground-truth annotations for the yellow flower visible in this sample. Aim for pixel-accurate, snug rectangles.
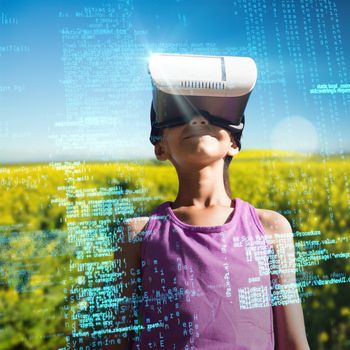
[319,331,329,343]
[340,307,350,316]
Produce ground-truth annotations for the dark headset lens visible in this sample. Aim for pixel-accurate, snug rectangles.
[154,111,232,131]
[153,114,195,129]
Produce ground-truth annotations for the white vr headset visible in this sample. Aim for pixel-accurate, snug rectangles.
[148,53,257,145]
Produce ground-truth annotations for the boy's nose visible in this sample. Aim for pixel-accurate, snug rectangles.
[189,115,209,126]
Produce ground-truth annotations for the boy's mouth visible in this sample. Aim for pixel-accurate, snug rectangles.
[183,128,214,140]
[183,134,215,141]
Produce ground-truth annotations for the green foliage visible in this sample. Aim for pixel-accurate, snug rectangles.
[0,231,70,349]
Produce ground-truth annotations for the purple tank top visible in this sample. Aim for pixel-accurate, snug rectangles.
[132,197,275,350]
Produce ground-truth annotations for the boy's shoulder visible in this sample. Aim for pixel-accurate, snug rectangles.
[255,208,293,241]
[255,208,295,270]
[123,216,150,241]
[117,217,150,262]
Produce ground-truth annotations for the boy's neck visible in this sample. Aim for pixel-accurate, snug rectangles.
[172,162,232,209]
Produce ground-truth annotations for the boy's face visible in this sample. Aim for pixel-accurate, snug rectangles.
[154,115,239,168]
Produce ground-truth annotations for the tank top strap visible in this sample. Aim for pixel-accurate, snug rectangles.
[246,202,265,235]
[243,200,273,250]
[140,201,170,257]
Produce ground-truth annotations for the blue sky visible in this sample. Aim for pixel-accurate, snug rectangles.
[1,0,349,162]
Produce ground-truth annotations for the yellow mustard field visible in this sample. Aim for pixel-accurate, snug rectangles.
[0,150,349,349]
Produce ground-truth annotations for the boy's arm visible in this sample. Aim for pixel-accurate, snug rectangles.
[258,209,310,350]
[104,217,149,349]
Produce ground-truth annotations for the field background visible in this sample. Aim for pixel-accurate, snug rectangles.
[1,150,350,349]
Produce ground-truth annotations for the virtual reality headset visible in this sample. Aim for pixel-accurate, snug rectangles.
[148,53,257,146]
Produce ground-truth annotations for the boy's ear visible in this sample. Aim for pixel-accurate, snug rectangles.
[227,137,240,157]
[154,142,169,161]
[227,146,240,157]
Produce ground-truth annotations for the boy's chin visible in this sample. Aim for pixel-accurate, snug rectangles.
[178,153,227,166]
